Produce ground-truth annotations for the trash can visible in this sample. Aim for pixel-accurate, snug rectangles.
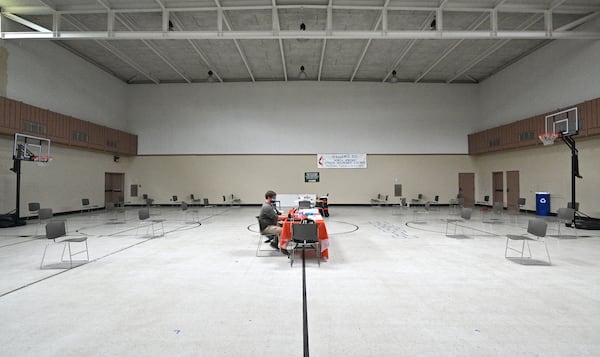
[536,192,551,216]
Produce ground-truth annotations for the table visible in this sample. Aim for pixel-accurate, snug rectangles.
[279,210,329,260]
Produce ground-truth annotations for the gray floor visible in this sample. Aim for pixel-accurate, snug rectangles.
[1,205,599,356]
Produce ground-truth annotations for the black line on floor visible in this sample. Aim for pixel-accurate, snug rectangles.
[0,221,201,298]
[302,250,310,357]
[0,237,41,249]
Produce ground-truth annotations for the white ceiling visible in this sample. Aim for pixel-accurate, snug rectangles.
[1,0,599,84]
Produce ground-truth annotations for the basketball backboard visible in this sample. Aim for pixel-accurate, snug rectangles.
[13,133,51,161]
[545,107,578,137]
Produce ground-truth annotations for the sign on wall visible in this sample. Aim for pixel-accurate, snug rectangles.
[317,153,367,169]
[305,172,320,182]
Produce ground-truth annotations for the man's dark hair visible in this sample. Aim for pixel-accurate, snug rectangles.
[265,190,277,199]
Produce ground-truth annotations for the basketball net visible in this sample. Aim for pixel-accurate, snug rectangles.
[32,155,53,167]
[538,132,558,146]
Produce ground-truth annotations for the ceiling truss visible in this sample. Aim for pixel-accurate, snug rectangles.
[1,1,598,84]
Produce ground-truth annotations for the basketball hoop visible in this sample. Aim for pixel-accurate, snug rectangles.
[538,132,558,146]
[32,155,53,166]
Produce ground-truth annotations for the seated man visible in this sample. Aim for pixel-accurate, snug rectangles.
[258,190,288,254]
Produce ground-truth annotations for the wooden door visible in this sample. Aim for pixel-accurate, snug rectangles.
[506,170,520,212]
[458,173,475,208]
[105,173,124,205]
[492,171,504,205]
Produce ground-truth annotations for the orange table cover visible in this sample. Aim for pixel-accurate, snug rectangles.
[280,218,329,260]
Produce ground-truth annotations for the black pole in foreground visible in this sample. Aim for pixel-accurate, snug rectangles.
[302,250,309,357]
[562,135,581,225]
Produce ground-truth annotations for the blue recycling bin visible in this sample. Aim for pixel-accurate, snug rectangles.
[536,192,551,216]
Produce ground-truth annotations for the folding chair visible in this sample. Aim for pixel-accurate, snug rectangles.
[505,219,551,265]
[137,208,165,237]
[298,200,312,209]
[181,202,200,223]
[290,222,320,267]
[255,216,281,257]
[35,208,54,236]
[557,207,577,238]
[40,220,89,269]
[413,201,431,222]
[445,207,473,236]
[28,202,40,218]
[81,198,99,214]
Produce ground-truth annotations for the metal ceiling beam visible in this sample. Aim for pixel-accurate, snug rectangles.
[555,12,600,32]
[4,29,598,40]
[350,0,390,82]
[63,15,160,84]
[318,0,333,81]
[381,12,436,83]
[273,0,287,82]
[414,12,489,83]
[4,3,600,15]
[115,13,192,83]
[213,0,255,82]
[550,0,568,11]
[170,13,223,83]
[446,13,543,83]
[2,12,51,32]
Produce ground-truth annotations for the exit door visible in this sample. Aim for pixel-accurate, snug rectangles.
[506,170,520,212]
[105,172,125,205]
[492,171,504,205]
[458,173,475,208]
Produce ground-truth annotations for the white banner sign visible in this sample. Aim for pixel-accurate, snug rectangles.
[317,153,367,169]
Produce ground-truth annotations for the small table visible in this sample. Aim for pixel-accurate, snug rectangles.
[279,211,329,260]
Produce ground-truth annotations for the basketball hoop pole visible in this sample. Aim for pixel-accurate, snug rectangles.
[8,158,25,225]
[562,135,582,223]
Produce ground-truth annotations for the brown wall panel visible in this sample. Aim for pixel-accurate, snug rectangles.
[130,134,138,156]
[589,98,600,136]
[104,127,119,153]
[576,101,588,136]
[2,96,137,156]
[46,111,71,144]
[69,118,89,148]
[116,130,128,154]
[88,122,106,151]
[0,97,20,135]
[19,103,48,137]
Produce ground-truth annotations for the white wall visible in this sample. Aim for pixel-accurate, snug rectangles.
[479,17,600,129]
[127,82,480,155]
[126,154,477,206]
[1,40,128,130]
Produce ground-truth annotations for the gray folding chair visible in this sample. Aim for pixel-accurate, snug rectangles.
[137,208,165,237]
[34,208,54,236]
[230,194,242,207]
[290,222,320,267]
[413,201,431,222]
[505,219,551,265]
[28,202,40,217]
[40,220,89,269]
[81,198,99,214]
[255,216,281,257]
[445,208,473,237]
[181,201,200,223]
[298,200,312,209]
[557,207,577,238]
[518,198,527,213]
